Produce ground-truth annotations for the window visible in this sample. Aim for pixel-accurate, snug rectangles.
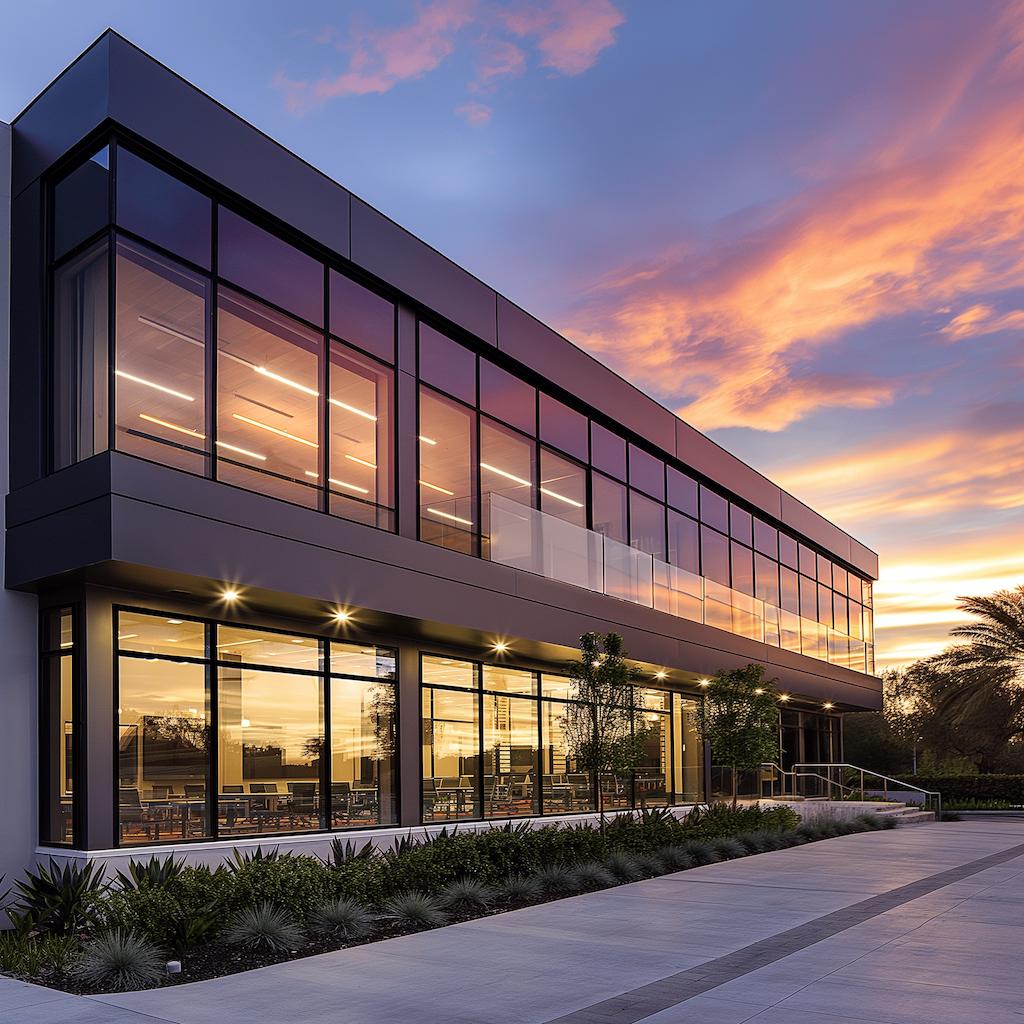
[668,510,699,574]
[116,149,211,269]
[539,394,588,461]
[541,700,595,814]
[730,505,752,547]
[51,240,108,470]
[816,553,832,585]
[592,472,627,544]
[754,553,780,608]
[667,468,698,517]
[799,574,817,619]
[480,360,535,435]
[817,584,833,627]
[483,692,539,817]
[218,208,323,327]
[699,485,729,533]
[419,324,476,405]
[480,417,535,546]
[217,289,322,508]
[114,240,209,474]
[629,489,666,560]
[779,533,798,570]
[832,593,849,636]
[329,270,394,363]
[780,566,800,614]
[833,566,849,597]
[53,146,110,261]
[753,518,778,558]
[540,448,586,527]
[730,541,754,596]
[329,341,394,529]
[591,423,626,481]
[40,608,76,846]
[419,388,477,553]
[628,445,664,500]
[701,526,730,585]
[798,543,816,577]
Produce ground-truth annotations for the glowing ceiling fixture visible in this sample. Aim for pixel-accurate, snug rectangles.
[427,507,474,527]
[333,610,351,623]
[698,678,711,687]
[419,479,455,496]
[754,688,765,695]
[216,440,267,461]
[418,435,438,445]
[137,316,203,347]
[221,588,240,603]
[481,462,530,487]
[117,633,139,641]
[116,370,195,402]
[345,454,377,469]
[217,638,262,649]
[823,701,835,710]
[255,365,319,397]
[304,471,370,494]
[139,413,205,439]
[655,670,668,680]
[492,640,509,654]
[232,413,318,448]
[166,619,183,626]
[329,398,377,421]
[778,693,791,702]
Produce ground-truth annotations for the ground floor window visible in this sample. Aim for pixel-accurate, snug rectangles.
[40,607,77,846]
[421,655,695,823]
[115,609,396,845]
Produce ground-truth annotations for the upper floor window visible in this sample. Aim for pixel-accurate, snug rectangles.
[53,146,110,261]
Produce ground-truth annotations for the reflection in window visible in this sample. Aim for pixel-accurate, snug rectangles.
[629,445,664,500]
[422,687,480,821]
[217,289,322,507]
[755,553,780,608]
[41,609,76,846]
[52,240,108,471]
[630,489,666,560]
[668,511,699,574]
[53,146,110,261]
[329,341,394,529]
[480,359,535,435]
[118,657,210,844]
[667,468,698,517]
[799,574,817,619]
[731,541,754,596]
[672,697,702,803]
[591,423,626,481]
[482,666,537,694]
[539,394,588,461]
[419,324,476,405]
[730,505,752,546]
[699,485,729,532]
[592,472,627,544]
[330,270,395,363]
[636,712,669,807]
[540,448,586,527]
[480,417,535,548]
[423,655,478,689]
[217,665,323,836]
[114,241,209,474]
[779,533,799,569]
[118,612,206,659]
[331,677,397,827]
[483,694,538,817]
[419,387,477,554]
[541,701,595,814]
[753,518,778,558]
[701,526,730,586]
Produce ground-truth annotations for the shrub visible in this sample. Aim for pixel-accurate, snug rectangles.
[735,832,772,854]
[709,838,747,860]
[439,878,497,911]
[907,774,1024,805]
[572,862,616,890]
[654,846,694,872]
[383,892,446,929]
[7,858,107,936]
[224,902,304,953]
[632,854,664,877]
[225,855,335,921]
[679,841,720,866]
[309,898,374,939]
[681,803,799,840]
[939,811,964,822]
[0,933,80,978]
[604,851,644,881]
[323,838,375,867]
[498,873,543,903]
[533,864,579,896]
[227,846,283,873]
[73,929,164,992]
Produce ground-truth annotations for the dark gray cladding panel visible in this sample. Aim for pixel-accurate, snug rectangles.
[780,491,853,568]
[496,297,677,453]
[849,539,880,580]
[351,198,497,345]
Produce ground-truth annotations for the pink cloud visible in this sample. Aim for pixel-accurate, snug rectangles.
[502,0,624,75]
[456,100,493,125]
[940,303,1024,341]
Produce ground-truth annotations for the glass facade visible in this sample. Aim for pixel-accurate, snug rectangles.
[40,608,76,846]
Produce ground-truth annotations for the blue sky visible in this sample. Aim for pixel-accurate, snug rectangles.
[3,1,1023,665]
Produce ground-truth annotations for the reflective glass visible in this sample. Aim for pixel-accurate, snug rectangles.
[329,270,394,362]
[798,543,816,576]
[539,394,588,461]
[541,700,595,813]
[667,467,698,517]
[483,694,539,817]
[779,533,798,569]
[419,324,476,405]
[701,526,730,585]
[422,687,480,821]
[419,388,477,553]
[423,655,478,689]
[731,541,754,597]
[753,518,778,558]
[329,642,396,679]
[628,444,664,500]
[833,592,849,635]
[630,489,666,560]
[482,666,537,694]
[799,574,817,619]
[540,448,587,527]
[40,609,75,845]
[636,712,669,807]
[480,359,535,435]
[480,417,534,547]
[216,625,322,671]
[754,553,780,608]
[700,485,729,532]
[816,553,832,585]
[817,583,833,627]
[592,472,627,544]
[53,146,110,261]
[118,611,206,659]
[668,510,699,573]
[730,505,753,546]
[541,675,573,701]
[591,422,626,480]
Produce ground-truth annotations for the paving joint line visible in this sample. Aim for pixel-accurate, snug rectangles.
[542,840,1024,1024]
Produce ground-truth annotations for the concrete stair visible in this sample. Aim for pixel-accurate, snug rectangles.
[877,805,936,826]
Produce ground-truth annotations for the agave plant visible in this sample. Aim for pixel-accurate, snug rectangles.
[604,851,644,882]
[73,929,164,992]
[224,902,304,952]
[499,873,543,903]
[572,862,616,890]
[309,898,374,939]
[323,837,375,867]
[7,858,108,935]
[383,892,447,929]
[115,853,185,891]
[438,878,497,912]
[490,819,533,837]
[226,846,283,874]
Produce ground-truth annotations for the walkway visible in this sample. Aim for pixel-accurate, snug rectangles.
[4,820,1024,1024]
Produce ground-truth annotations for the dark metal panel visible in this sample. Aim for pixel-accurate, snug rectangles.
[6,453,114,528]
[496,296,677,453]
[779,491,854,570]
[82,589,115,849]
[848,538,880,580]
[396,369,417,540]
[350,198,497,345]
[396,643,421,828]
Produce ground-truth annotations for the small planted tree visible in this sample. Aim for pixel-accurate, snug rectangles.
[695,664,780,808]
[563,632,651,830]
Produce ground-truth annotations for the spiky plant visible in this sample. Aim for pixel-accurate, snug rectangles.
[679,841,721,866]
[224,902,303,952]
[572,862,616,890]
[73,929,164,992]
[309,898,374,939]
[604,851,644,881]
[499,873,543,903]
[323,837,375,867]
[709,837,747,860]
[115,853,185,890]
[633,854,664,877]
[533,864,579,896]
[8,858,107,935]
[383,892,447,929]
[226,847,283,874]
[438,878,498,912]
[654,846,695,872]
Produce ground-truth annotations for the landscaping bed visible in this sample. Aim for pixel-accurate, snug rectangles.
[0,803,898,995]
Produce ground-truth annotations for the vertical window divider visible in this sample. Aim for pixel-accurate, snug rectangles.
[106,143,117,456]
[208,204,219,479]
[536,679,545,816]
[208,622,219,840]
[322,640,332,830]
[476,663,484,819]
[320,266,330,514]
[474,357,482,558]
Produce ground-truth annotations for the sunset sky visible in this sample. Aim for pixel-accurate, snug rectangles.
[4,1,1022,669]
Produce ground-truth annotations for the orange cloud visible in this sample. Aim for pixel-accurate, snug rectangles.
[941,303,1024,340]
[559,5,1024,431]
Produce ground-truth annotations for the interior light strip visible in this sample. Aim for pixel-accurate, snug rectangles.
[216,440,267,461]
[329,398,377,422]
[304,471,370,495]
[540,487,584,509]
[419,435,438,445]
[480,462,530,487]
[216,638,264,649]
[419,479,455,496]
[116,370,194,402]
[232,413,318,448]
[137,316,204,348]
[255,366,319,398]
[139,413,205,439]
[427,507,474,527]
[345,454,377,469]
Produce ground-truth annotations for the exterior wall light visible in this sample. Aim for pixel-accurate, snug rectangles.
[778,693,791,702]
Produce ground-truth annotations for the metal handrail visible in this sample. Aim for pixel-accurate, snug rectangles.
[794,763,942,816]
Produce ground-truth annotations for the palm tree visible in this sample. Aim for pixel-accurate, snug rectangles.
[947,585,1024,683]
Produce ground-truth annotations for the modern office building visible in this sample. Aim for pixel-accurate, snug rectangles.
[0,32,879,878]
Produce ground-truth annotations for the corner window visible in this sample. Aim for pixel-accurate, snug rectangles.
[40,608,77,846]
[53,146,110,261]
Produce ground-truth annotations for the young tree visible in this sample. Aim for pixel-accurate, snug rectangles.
[562,632,651,830]
[694,664,780,808]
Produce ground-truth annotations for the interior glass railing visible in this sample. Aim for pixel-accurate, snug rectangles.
[488,493,875,676]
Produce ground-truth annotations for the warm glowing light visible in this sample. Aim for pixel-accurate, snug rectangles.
[655,670,668,680]
[166,619,183,625]
[216,440,267,461]
[492,640,509,653]
[698,678,711,687]
[419,435,438,445]
[137,316,203,347]
[427,507,474,527]
[778,693,791,702]
[221,588,240,602]
[540,486,584,508]
[116,370,194,402]
[139,413,205,439]
[823,701,835,710]
[345,454,377,469]
[232,413,318,448]
[419,479,455,496]
[333,609,351,623]
[481,462,531,487]
[255,365,319,397]
[329,397,377,421]
[754,688,764,694]
[304,471,370,494]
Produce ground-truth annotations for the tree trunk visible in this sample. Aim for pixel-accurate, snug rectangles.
[731,765,738,810]
[598,774,606,834]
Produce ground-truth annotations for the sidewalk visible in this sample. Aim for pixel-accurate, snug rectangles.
[5,820,1024,1024]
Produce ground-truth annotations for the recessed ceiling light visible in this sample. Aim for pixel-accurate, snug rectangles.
[222,588,240,602]
[655,670,668,680]
[492,640,509,653]
[333,610,351,623]
[698,678,711,687]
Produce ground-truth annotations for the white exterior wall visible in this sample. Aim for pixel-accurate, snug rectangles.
[0,121,41,889]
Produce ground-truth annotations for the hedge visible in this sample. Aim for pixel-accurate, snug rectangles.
[906,775,1024,804]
